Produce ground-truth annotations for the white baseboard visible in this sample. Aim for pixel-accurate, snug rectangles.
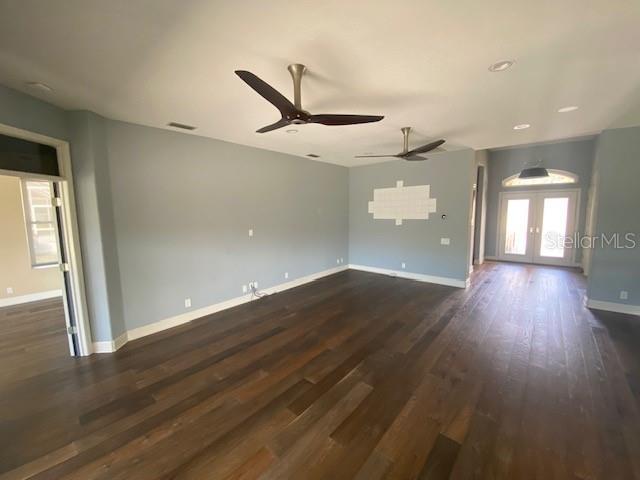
[586,298,640,317]
[92,265,349,353]
[92,331,128,353]
[348,264,468,289]
[0,289,63,308]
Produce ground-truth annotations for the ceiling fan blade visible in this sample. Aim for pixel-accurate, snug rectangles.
[256,118,290,133]
[309,114,384,126]
[354,154,399,158]
[235,70,298,116]
[405,139,446,156]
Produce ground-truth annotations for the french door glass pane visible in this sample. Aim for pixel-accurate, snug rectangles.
[504,199,529,255]
[540,197,569,258]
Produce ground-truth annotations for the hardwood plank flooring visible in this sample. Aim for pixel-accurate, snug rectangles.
[1,263,639,479]
[0,297,69,385]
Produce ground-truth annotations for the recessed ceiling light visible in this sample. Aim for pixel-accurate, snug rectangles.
[557,106,579,113]
[488,60,515,72]
[513,123,531,130]
[286,129,298,134]
[25,81,53,93]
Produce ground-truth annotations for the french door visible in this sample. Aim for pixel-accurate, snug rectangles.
[498,189,579,266]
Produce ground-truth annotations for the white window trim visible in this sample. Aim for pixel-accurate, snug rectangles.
[502,169,579,187]
[20,178,60,268]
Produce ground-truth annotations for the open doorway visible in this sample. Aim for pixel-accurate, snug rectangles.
[0,174,70,377]
[472,165,486,266]
[0,125,91,357]
[469,164,487,273]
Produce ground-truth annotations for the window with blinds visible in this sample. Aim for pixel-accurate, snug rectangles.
[21,179,59,267]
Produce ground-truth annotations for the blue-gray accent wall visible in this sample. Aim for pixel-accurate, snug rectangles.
[349,150,475,282]
[105,119,349,331]
[0,84,68,140]
[67,111,126,341]
[587,126,640,306]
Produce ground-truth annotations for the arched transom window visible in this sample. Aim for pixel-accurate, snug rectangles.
[502,169,578,187]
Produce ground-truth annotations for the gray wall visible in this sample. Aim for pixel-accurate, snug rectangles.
[485,138,596,260]
[67,111,126,341]
[0,85,68,140]
[587,126,640,306]
[104,120,349,331]
[349,150,475,282]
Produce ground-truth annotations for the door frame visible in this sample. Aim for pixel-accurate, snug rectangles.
[496,188,581,267]
[0,122,93,356]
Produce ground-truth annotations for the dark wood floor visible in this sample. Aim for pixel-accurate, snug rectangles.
[0,297,69,385]
[1,263,639,479]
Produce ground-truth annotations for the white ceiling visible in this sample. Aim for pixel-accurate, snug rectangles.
[1,0,639,167]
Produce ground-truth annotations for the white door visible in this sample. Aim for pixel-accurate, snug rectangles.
[498,192,536,263]
[499,189,579,266]
[533,191,579,266]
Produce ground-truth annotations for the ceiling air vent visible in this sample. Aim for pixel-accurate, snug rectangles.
[167,122,196,131]
[306,153,320,158]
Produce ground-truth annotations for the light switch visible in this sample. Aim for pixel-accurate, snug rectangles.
[440,238,450,245]
[248,229,253,237]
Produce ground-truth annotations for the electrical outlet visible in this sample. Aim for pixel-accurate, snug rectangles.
[401,262,406,269]
[340,257,344,264]
[242,285,247,294]
[184,297,191,308]
[337,258,340,264]
[6,287,13,295]
[620,290,629,300]
[440,237,451,246]
[284,272,289,279]
[248,229,253,237]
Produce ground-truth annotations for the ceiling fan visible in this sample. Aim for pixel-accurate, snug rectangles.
[355,127,445,161]
[235,64,384,133]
